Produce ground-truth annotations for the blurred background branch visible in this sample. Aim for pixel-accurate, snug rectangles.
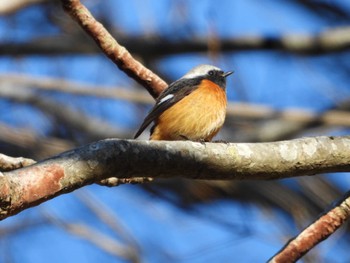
[0,0,48,15]
[1,27,350,56]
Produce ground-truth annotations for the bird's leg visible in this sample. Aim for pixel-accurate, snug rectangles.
[179,134,190,140]
[212,139,229,143]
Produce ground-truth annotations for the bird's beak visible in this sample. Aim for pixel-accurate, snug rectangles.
[223,71,234,78]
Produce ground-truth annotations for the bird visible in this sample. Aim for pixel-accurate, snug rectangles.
[134,64,233,141]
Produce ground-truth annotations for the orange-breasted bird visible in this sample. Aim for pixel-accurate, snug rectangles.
[134,64,233,141]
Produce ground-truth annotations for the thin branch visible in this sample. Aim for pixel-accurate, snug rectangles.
[0,83,129,140]
[61,0,167,98]
[76,190,140,249]
[97,177,153,187]
[1,136,350,220]
[0,73,152,104]
[0,0,47,15]
[3,73,350,129]
[1,26,350,56]
[0,122,74,159]
[0,218,48,235]
[292,0,350,22]
[269,191,350,263]
[43,211,139,262]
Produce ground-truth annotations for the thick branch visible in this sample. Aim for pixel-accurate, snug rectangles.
[61,0,167,98]
[1,136,350,220]
[269,191,350,263]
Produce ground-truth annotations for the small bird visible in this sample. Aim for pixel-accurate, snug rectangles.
[134,64,233,141]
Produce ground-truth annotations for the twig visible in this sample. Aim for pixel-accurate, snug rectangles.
[0,122,74,159]
[98,177,153,187]
[76,190,140,248]
[0,73,153,104]
[3,73,350,128]
[1,26,350,56]
[61,0,167,98]
[269,191,350,263]
[43,210,139,262]
[0,84,128,140]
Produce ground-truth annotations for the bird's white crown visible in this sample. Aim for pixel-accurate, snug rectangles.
[181,64,222,79]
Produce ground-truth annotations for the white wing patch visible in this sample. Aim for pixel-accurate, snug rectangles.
[158,94,174,105]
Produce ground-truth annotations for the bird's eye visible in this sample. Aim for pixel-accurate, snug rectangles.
[208,70,214,76]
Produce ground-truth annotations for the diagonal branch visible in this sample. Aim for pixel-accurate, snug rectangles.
[43,210,139,262]
[269,190,350,263]
[1,136,350,220]
[61,0,167,98]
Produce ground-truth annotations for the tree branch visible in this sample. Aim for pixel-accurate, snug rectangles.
[0,122,74,159]
[2,26,350,57]
[269,190,350,263]
[3,73,350,130]
[1,136,350,220]
[0,0,47,15]
[43,211,139,262]
[0,82,128,141]
[0,73,153,104]
[61,0,167,98]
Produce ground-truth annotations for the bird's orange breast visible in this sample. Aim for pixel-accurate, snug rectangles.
[151,79,227,141]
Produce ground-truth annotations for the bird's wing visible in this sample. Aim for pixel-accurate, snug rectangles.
[133,78,200,139]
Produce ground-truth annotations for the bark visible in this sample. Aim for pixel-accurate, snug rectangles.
[61,0,167,98]
[1,136,350,220]
[269,191,350,263]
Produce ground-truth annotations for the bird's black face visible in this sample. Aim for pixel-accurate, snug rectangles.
[206,69,233,90]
